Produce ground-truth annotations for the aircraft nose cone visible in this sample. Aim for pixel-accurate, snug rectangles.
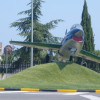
[75,31,82,37]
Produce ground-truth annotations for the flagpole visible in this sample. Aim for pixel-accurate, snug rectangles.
[31,0,33,66]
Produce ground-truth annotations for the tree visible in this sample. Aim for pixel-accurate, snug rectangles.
[94,50,100,56]
[11,0,62,64]
[81,0,95,52]
[1,54,14,64]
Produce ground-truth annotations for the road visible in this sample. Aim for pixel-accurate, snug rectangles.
[0,91,100,100]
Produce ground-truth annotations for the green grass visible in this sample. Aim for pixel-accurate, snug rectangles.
[0,62,100,90]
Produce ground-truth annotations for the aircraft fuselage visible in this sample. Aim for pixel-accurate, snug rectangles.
[59,24,84,60]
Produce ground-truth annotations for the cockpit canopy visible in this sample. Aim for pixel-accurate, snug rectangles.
[70,24,83,31]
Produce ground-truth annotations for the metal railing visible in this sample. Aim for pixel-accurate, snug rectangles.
[0,63,30,74]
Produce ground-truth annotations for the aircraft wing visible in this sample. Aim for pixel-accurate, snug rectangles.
[78,49,100,63]
[10,41,100,63]
[10,41,62,51]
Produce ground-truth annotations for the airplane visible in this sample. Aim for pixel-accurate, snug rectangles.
[10,24,100,64]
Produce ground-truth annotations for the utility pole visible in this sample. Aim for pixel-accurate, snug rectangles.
[4,45,12,79]
[31,0,33,66]
[6,49,8,78]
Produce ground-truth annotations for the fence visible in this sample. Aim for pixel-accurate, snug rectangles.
[0,63,30,74]
[0,58,100,74]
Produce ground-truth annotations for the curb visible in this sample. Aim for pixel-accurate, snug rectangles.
[0,88,100,93]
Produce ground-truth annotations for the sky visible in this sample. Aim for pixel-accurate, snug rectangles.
[0,0,100,51]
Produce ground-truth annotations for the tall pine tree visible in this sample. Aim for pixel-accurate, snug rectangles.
[11,0,62,64]
[81,0,95,52]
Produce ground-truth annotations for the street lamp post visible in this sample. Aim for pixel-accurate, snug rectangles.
[31,0,33,66]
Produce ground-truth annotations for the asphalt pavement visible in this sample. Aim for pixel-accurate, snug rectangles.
[0,91,100,100]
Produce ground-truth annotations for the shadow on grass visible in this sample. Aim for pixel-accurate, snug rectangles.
[56,62,73,70]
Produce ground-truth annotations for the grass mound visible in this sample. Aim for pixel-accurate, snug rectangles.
[0,62,100,90]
